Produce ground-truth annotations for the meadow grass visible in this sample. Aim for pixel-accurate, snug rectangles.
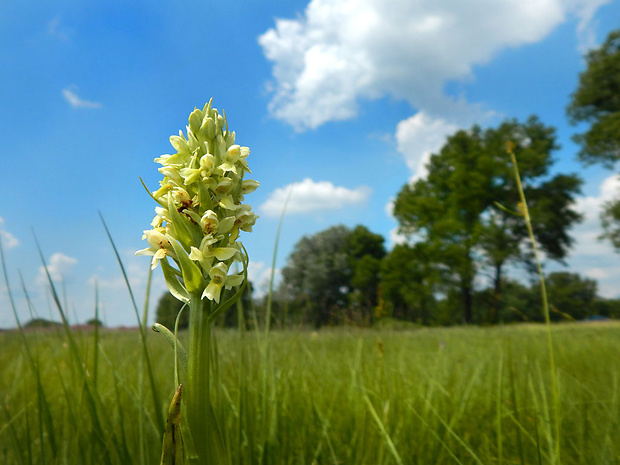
[1,322,619,465]
[1,145,616,464]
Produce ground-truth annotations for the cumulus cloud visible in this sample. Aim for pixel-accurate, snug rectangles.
[37,252,77,286]
[395,112,460,180]
[62,88,102,109]
[259,0,606,131]
[0,217,19,250]
[260,178,371,217]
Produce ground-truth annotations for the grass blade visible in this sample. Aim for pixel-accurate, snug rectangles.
[363,394,403,465]
[99,212,164,431]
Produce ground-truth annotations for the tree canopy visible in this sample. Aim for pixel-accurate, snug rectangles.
[380,243,437,324]
[567,29,620,167]
[568,28,620,252]
[393,117,583,323]
[280,224,385,326]
[544,272,598,321]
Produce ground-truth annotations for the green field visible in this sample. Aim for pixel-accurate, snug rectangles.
[1,323,619,464]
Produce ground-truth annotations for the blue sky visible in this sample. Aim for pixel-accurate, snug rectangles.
[1,0,620,327]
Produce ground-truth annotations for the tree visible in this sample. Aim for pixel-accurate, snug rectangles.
[280,224,385,327]
[393,117,583,324]
[380,243,437,324]
[346,225,386,322]
[568,29,620,250]
[601,198,620,249]
[23,318,61,329]
[477,279,537,323]
[567,30,620,167]
[542,272,598,321]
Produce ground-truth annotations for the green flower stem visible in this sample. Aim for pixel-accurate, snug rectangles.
[186,294,212,462]
[185,295,229,465]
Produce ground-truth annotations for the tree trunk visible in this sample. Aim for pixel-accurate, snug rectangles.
[462,283,473,324]
[461,246,475,324]
[420,293,429,326]
[489,262,503,324]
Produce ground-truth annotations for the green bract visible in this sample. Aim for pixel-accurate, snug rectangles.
[136,100,258,303]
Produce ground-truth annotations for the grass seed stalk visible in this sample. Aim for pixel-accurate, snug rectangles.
[508,142,561,464]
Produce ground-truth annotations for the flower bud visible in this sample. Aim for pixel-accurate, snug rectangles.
[189,108,203,135]
[201,117,216,140]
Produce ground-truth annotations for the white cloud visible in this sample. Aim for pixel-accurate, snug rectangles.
[395,112,460,180]
[388,227,408,249]
[383,198,407,248]
[62,88,102,109]
[260,178,371,217]
[0,217,19,250]
[570,0,613,52]
[384,197,395,218]
[37,252,77,286]
[259,0,606,130]
[248,261,281,298]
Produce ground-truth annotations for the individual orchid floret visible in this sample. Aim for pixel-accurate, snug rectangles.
[214,177,233,196]
[135,229,177,270]
[235,205,258,232]
[203,262,244,303]
[172,187,192,208]
[241,179,260,196]
[220,145,241,173]
[200,210,219,236]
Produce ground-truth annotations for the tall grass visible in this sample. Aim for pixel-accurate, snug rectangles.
[508,144,562,465]
[1,149,617,464]
[2,323,620,464]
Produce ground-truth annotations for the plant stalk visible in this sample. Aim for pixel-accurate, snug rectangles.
[185,294,212,463]
[510,149,561,465]
[184,295,229,464]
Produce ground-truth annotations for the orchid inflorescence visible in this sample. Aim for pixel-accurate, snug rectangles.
[136,99,259,304]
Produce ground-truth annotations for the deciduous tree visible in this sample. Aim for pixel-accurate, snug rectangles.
[380,243,437,324]
[568,29,620,250]
[543,272,598,321]
[280,224,385,326]
[393,117,582,324]
[567,30,620,167]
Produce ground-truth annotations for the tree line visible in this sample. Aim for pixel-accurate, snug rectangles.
[157,27,620,330]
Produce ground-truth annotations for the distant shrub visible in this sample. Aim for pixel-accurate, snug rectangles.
[23,318,61,328]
